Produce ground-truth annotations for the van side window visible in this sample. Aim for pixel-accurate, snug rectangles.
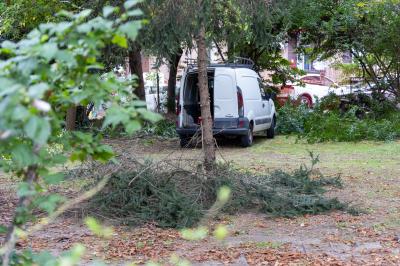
[242,77,261,100]
[258,79,267,100]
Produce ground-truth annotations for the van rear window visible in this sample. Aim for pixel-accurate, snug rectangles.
[184,72,214,103]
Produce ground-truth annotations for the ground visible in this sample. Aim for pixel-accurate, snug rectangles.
[1,136,400,265]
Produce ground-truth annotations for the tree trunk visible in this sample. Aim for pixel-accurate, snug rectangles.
[2,165,38,266]
[128,44,146,101]
[196,10,216,171]
[66,106,76,131]
[167,48,183,114]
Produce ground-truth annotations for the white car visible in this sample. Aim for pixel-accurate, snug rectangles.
[176,63,276,147]
[278,74,349,107]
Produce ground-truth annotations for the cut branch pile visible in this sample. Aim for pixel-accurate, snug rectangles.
[70,155,347,228]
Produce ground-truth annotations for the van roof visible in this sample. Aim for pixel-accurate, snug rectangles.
[185,57,255,71]
[186,64,253,72]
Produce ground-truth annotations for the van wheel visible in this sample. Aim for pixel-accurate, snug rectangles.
[266,116,276,139]
[240,125,254,147]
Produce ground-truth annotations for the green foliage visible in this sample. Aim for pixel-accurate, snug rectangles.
[139,119,178,138]
[86,158,345,228]
[290,0,400,101]
[0,244,86,266]
[0,0,72,40]
[303,110,400,143]
[276,103,310,135]
[88,164,204,228]
[277,96,400,142]
[0,1,159,264]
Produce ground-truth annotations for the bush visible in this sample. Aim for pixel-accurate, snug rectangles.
[140,119,177,138]
[277,94,400,142]
[83,157,346,228]
[276,103,310,135]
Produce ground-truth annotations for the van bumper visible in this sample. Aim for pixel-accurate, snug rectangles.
[176,118,250,136]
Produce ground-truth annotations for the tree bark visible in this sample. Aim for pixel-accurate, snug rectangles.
[66,106,77,131]
[167,48,183,114]
[196,7,216,171]
[128,43,146,101]
[2,165,38,266]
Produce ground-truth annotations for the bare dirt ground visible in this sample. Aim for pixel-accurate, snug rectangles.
[1,136,400,265]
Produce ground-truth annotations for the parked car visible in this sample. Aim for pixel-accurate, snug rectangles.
[176,62,276,147]
[277,74,349,107]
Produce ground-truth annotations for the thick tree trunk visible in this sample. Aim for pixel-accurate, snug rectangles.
[167,48,183,114]
[128,44,146,101]
[196,14,216,171]
[66,106,76,131]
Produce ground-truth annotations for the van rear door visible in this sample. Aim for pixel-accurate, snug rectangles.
[213,68,237,120]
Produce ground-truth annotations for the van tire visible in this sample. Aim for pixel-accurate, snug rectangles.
[241,125,254,147]
[266,116,276,139]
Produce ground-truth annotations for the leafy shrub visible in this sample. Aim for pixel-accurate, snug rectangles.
[140,119,177,138]
[277,95,400,142]
[84,157,346,228]
[303,109,400,142]
[276,103,310,135]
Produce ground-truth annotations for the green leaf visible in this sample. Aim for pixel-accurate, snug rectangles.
[103,107,130,128]
[85,217,113,238]
[17,182,36,197]
[92,145,114,162]
[137,109,162,123]
[37,194,65,213]
[24,116,51,145]
[125,120,141,134]
[75,9,92,20]
[111,34,128,48]
[38,43,58,62]
[1,40,16,49]
[103,6,115,18]
[180,226,208,241]
[42,172,64,185]
[0,78,18,97]
[11,144,36,166]
[28,83,49,98]
[118,21,141,40]
[57,10,74,19]
[54,50,77,66]
[124,0,140,10]
[127,9,143,17]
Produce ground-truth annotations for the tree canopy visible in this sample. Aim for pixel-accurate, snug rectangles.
[290,0,400,100]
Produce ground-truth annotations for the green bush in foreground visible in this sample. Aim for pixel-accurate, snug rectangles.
[85,158,346,228]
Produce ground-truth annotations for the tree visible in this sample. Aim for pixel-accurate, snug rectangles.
[290,0,400,102]
[196,0,216,170]
[139,0,195,114]
[0,0,70,40]
[0,3,160,264]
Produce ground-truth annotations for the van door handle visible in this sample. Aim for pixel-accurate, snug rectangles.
[262,103,265,108]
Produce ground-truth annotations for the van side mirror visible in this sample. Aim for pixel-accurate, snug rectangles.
[265,92,276,101]
[271,92,277,101]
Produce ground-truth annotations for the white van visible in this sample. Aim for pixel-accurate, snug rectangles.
[176,62,276,147]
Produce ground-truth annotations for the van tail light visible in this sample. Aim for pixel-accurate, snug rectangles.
[237,87,244,117]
